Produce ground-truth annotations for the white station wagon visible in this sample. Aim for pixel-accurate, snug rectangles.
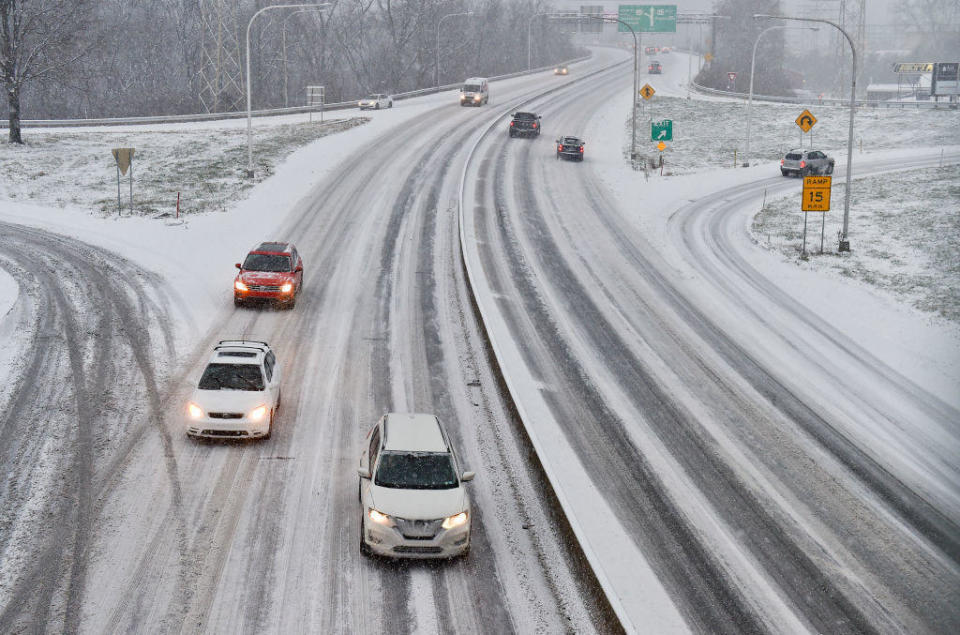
[185,340,282,440]
[358,413,474,558]
[358,94,393,110]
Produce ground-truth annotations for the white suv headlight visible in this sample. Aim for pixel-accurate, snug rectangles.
[368,508,394,526]
[441,511,468,530]
[249,405,268,422]
[187,402,204,419]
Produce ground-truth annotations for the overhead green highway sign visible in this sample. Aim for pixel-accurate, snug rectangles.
[618,5,677,33]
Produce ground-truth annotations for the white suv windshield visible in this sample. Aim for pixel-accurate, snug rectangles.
[375,452,458,489]
[463,85,481,93]
[199,363,264,391]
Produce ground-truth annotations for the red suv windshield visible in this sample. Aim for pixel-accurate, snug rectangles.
[242,253,292,272]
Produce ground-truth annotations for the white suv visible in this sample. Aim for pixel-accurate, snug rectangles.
[185,340,282,440]
[358,413,474,558]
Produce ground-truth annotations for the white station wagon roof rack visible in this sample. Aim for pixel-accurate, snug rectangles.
[215,339,270,352]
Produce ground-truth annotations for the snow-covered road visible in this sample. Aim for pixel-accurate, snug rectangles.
[462,53,960,633]
[0,49,631,633]
[1,44,958,634]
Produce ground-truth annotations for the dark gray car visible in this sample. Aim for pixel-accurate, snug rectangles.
[781,149,834,177]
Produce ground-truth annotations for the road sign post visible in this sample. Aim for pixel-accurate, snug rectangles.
[651,119,672,141]
[796,109,817,148]
[307,85,325,123]
[111,148,135,216]
[802,175,831,256]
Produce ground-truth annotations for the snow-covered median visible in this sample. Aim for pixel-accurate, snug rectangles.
[753,164,960,324]
[0,117,367,216]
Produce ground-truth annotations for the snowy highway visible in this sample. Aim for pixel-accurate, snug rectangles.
[1,44,959,634]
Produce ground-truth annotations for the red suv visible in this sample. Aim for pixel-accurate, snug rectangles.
[234,242,303,308]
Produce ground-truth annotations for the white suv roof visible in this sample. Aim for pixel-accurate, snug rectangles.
[464,77,486,84]
[211,340,270,364]
[383,413,448,452]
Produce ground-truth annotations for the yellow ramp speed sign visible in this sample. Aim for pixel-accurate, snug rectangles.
[802,176,831,211]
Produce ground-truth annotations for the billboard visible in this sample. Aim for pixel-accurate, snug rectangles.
[931,62,959,97]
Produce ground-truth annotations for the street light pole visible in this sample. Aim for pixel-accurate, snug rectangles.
[437,12,474,91]
[246,3,331,178]
[756,14,857,251]
[549,14,638,160]
[745,25,817,166]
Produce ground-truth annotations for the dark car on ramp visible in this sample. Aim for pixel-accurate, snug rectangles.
[556,136,585,161]
[509,112,542,138]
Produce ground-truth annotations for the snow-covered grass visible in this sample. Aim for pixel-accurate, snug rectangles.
[0,117,367,216]
[629,96,960,174]
[752,164,960,324]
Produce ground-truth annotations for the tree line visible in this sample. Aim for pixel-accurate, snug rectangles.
[2,0,582,143]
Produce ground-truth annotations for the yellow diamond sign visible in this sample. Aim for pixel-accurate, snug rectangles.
[640,83,655,100]
[657,141,666,151]
[795,109,817,133]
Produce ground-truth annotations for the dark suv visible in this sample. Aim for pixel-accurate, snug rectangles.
[780,149,834,177]
[556,136,585,161]
[234,241,304,308]
[509,112,541,138]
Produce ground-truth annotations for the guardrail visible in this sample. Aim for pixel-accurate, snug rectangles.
[689,79,958,110]
[1,54,592,129]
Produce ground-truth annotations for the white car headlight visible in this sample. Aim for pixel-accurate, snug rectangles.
[234,280,248,291]
[249,405,268,422]
[442,511,468,530]
[280,282,293,293]
[368,508,393,526]
[187,402,204,419]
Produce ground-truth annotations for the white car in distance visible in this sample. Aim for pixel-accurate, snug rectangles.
[185,340,281,440]
[358,413,474,558]
[358,94,393,110]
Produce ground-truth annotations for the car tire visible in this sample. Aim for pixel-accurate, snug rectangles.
[826,164,834,175]
[234,297,243,307]
[781,170,788,177]
[389,101,393,108]
[360,516,372,557]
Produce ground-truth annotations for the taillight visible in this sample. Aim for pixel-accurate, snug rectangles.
[558,145,563,152]
[532,122,537,128]
[780,159,784,165]
[510,121,514,126]
[579,146,584,153]
[800,160,806,168]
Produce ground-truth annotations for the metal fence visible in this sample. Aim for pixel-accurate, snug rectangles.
[689,80,958,110]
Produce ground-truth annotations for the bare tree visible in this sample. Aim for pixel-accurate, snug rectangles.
[0,0,95,143]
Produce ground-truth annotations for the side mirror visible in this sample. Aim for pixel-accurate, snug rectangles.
[461,471,475,482]
[235,263,242,270]
[295,264,303,272]
[358,468,371,480]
